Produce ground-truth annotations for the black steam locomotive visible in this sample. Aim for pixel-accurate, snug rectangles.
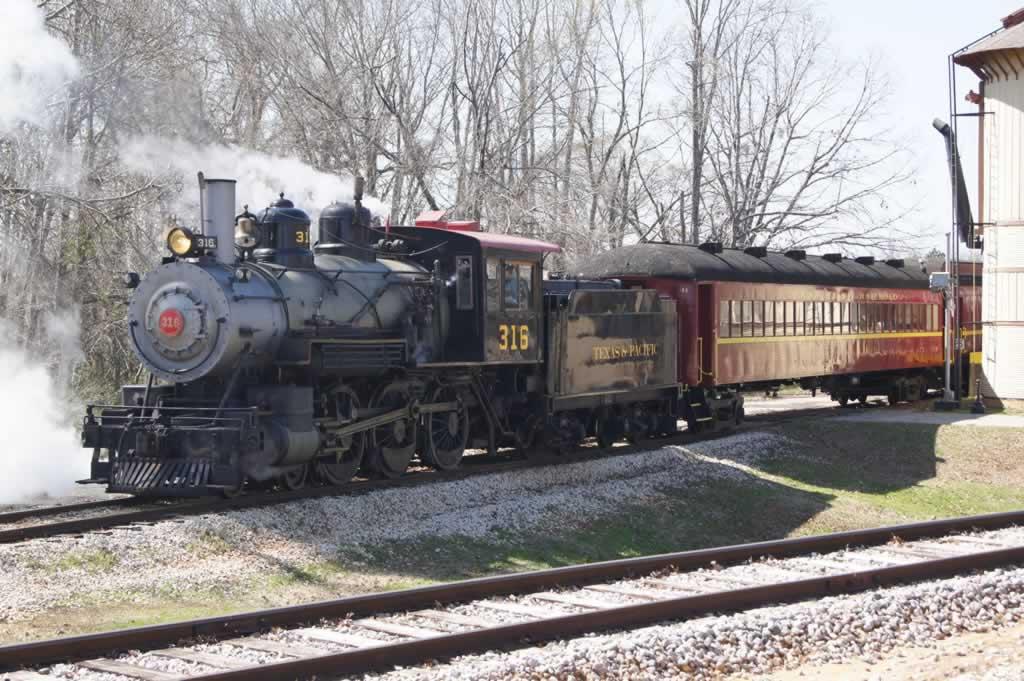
[81,176,679,496]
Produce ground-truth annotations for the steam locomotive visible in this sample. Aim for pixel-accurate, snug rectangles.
[81,175,680,495]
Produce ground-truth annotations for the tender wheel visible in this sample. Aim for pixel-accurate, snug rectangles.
[887,389,900,407]
[366,380,418,478]
[421,385,469,471]
[625,406,650,443]
[838,395,849,407]
[280,463,309,491]
[858,394,868,405]
[595,415,623,449]
[316,385,365,485]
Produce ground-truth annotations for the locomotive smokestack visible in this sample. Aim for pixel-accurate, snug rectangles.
[199,173,238,265]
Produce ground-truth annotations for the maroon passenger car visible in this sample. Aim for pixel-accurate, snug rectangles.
[578,242,947,430]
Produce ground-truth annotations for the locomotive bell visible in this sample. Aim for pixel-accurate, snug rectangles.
[234,207,257,249]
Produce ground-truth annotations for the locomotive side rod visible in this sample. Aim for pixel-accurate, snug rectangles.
[317,400,459,439]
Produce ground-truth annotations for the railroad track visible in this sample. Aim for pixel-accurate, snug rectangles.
[3,510,1023,680]
[0,401,852,545]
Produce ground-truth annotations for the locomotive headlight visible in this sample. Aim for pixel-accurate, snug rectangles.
[167,227,195,256]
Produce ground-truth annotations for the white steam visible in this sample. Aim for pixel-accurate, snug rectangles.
[0,0,80,131]
[120,137,388,220]
[0,312,88,504]
[0,1,87,503]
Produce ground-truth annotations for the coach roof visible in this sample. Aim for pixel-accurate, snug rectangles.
[575,242,929,289]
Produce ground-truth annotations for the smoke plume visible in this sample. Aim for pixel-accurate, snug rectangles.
[0,0,80,131]
[0,313,88,504]
[119,137,389,220]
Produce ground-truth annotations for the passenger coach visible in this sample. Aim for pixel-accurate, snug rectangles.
[578,242,950,429]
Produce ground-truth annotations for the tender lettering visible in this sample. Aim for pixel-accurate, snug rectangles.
[591,342,659,362]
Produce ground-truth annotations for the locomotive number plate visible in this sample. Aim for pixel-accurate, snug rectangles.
[498,324,530,351]
[159,309,185,337]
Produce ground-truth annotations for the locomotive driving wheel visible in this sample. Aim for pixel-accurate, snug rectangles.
[366,380,418,479]
[316,384,366,486]
[421,384,469,471]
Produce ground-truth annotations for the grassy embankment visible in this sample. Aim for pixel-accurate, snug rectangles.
[3,417,1024,642]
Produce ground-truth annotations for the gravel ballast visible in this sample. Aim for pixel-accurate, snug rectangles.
[0,432,791,622]
[362,560,1024,680]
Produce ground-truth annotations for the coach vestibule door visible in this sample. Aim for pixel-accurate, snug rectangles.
[697,283,715,386]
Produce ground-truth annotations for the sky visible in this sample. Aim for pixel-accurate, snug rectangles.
[820,0,1017,255]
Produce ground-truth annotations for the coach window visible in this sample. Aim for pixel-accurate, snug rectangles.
[741,300,753,337]
[764,300,775,336]
[752,301,764,336]
[719,301,731,337]
[850,303,858,334]
[777,301,787,336]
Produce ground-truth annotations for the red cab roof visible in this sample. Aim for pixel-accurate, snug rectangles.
[414,226,562,255]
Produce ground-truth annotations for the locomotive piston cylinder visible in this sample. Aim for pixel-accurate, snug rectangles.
[199,175,238,265]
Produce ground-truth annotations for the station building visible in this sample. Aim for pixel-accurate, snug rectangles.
[954,8,1024,398]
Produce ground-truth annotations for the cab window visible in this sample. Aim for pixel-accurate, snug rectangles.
[486,258,499,310]
[502,260,535,311]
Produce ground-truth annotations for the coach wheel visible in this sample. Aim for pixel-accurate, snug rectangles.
[858,394,868,405]
[908,378,925,402]
[887,388,900,407]
[421,385,469,471]
[317,385,366,485]
[280,463,309,491]
[734,404,745,425]
[366,380,418,478]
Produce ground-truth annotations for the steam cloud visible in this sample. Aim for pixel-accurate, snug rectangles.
[0,0,80,131]
[120,137,389,220]
[0,1,88,503]
[0,313,89,504]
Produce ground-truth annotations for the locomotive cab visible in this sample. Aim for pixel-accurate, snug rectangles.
[388,215,559,366]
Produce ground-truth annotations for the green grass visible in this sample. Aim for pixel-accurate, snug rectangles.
[53,548,120,573]
[340,476,832,581]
